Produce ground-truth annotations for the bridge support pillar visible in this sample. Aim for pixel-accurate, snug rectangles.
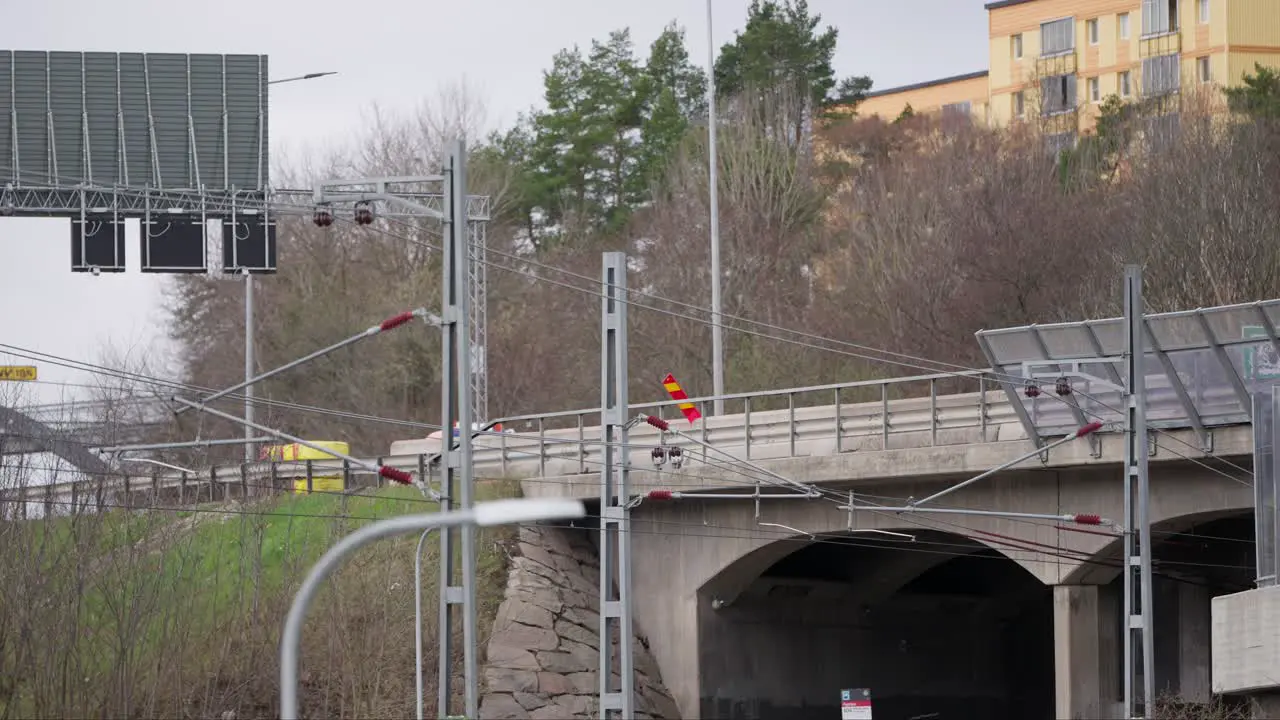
[1177,582,1212,702]
[1055,584,1121,719]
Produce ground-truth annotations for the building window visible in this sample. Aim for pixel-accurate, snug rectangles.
[1014,91,1025,117]
[942,101,972,117]
[1041,73,1078,115]
[1198,56,1213,83]
[1198,0,1210,23]
[1120,70,1132,97]
[1088,18,1100,45]
[1012,33,1023,60]
[1143,52,1182,96]
[1089,77,1101,102]
[1041,17,1075,56]
[1119,12,1131,39]
[1142,0,1179,36]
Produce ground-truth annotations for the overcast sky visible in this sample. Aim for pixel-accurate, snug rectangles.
[0,0,988,408]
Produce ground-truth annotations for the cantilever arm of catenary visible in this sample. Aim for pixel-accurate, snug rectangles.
[641,491,1112,528]
[639,414,817,496]
[835,500,1114,528]
[175,307,439,414]
[170,396,435,497]
[908,421,1105,508]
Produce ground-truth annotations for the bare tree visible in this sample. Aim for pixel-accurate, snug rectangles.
[812,113,1115,372]
[1111,85,1280,311]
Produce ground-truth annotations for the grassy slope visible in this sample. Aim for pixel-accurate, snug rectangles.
[0,481,518,719]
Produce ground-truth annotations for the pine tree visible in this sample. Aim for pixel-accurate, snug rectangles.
[510,24,709,242]
[1224,62,1280,118]
[713,0,867,144]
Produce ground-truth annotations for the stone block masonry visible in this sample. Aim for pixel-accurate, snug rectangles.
[480,524,681,719]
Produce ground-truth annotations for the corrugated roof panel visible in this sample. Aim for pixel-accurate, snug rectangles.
[0,50,267,191]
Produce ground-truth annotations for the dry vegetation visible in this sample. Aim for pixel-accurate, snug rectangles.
[0,362,516,718]
[1153,692,1252,719]
[0,454,518,719]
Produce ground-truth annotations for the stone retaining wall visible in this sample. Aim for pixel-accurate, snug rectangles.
[480,524,680,719]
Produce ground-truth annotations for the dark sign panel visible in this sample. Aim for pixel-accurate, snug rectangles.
[0,50,268,192]
[70,216,126,272]
[221,216,276,274]
[141,216,207,273]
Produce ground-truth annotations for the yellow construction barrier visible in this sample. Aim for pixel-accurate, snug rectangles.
[261,441,351,495]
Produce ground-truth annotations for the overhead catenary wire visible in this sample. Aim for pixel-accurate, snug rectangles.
[0,480,1255,583]
[370,212,1260,484]
[0,463,1249,574]
[3,160,1261,459]
[2,336,1257,581]
[6,385,1118,550]
[0,385,1259,579]
[5,169,1261,557]
[1,339,1256,553]
[4,166,1257,488]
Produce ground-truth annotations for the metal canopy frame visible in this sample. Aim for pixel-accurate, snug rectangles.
[1254,389,1279,588]
[0,182,490,220]
[976,299,1280,449]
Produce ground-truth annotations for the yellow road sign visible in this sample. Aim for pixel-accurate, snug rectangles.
[0,366,38,381]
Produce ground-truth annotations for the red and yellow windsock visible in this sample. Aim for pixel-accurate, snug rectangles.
[662,373,703,425]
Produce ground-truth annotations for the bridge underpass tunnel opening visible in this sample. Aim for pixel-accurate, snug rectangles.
[1084,510,1258,710]
[697,529,1054,720]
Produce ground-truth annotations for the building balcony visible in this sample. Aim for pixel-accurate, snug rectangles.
[1037,50,1078,79]
[1039,108,1078,137]
[1140,30,1182,59]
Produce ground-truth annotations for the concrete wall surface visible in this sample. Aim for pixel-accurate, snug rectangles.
[621,462,1249,719]
[1212,586,1280,695]
[479,524,680,719]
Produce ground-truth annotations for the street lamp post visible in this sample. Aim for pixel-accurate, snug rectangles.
[242,71,339,462]
[268,72,338,85]
[279,498,586,720]
[706,0,725,415]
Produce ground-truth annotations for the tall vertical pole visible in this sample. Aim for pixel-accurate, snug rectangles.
[437,148,458,720]
[437,137,478,719]
[469,218,488,424]
[454,137,479,720]
[706,0,725,416]
[244,273,255,462]
[1123,263,1156,718]
[598,251,635,719]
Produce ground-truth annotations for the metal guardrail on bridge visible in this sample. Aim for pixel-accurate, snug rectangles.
[0,367,1258,517]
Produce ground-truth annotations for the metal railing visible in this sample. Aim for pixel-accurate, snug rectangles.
[436,371,1014,479]
[1,368,1259,514]
[2,372,1011,512]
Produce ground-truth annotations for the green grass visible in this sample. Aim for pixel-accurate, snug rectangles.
[18,506,168,573]
[81,485,446,667]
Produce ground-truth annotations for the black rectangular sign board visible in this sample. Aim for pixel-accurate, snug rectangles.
[141,217,208,273]
[70,217,126,272]
[221,217,276,274]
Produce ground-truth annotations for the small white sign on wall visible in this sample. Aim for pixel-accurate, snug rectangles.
[840,688,872,719]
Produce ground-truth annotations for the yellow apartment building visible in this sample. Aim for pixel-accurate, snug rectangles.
[857,0,1280,139]
[858,70,992,124]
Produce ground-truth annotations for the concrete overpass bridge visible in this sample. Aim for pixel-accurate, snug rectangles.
[396,298,1275,719]
[4,300,1280,717]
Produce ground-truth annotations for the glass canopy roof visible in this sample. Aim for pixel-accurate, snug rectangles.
[975,299,1280,442]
